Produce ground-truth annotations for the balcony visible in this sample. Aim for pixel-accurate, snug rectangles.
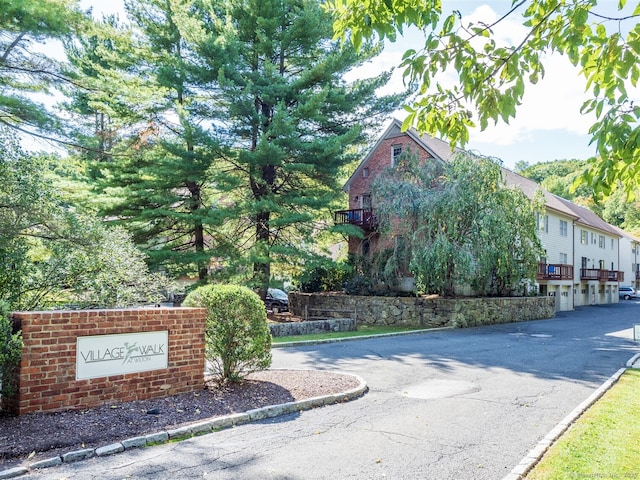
[580,269,624,282]
[537,263,573,280]
[334,208,377,231]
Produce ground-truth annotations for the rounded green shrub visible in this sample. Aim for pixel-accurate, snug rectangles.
[183,284,271,382]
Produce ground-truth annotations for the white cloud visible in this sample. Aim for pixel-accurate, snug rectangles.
[471,54,595,146]
[452,5,593,146]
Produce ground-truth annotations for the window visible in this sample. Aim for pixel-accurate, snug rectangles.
[599,235,605,248]
[391,145,402,165]
[559,220,568,237]
[581,230,587,245]
[362,193,372,209]
[559,252,568,264]
[599,259,605,269]
[537,213,548,232]
[591,232,596,244]
[581,256,588,269]
[362,167,369,178]
[611,238,614,250]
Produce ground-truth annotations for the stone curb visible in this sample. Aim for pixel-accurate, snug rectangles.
[0,372,367,479]
[271,326,454,348]
[501,352,640,480]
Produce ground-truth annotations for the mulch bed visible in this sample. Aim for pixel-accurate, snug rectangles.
[0,369,360,470]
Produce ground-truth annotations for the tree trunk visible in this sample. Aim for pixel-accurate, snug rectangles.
[186,180,207,281]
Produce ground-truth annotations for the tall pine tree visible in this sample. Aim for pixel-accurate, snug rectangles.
[67,0,403,291]
[66,0,231,280]
[0,0,86,138]
[205,0,403,295]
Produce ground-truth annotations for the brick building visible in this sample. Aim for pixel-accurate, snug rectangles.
[335,119,636,311]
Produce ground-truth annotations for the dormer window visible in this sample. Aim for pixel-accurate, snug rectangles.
[363,167,369,178]
[391,145,402,165]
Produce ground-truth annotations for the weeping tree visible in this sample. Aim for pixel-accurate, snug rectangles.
[372,151,543,297]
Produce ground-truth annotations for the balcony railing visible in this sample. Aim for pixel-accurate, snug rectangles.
[537,263,573,280]
[580,269,624,282]
[334,208,377,230]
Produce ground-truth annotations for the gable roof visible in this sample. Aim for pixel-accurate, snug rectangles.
[347,118,623,238]
[501,169,621,237]
[555,197,622,237]
[344,118,461,191]
[609,224,640,243]
[500,168,579,220]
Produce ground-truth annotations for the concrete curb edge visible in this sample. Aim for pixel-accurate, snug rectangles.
[502,352,640,480]
[271,326,454,348]
[0,372,368,479]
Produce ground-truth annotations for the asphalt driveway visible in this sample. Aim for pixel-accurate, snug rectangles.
[22,302,640,480]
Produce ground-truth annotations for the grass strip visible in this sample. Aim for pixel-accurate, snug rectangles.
[526,368,640,479]
[271,325,424,344]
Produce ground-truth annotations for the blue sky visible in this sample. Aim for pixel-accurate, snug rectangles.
[77,0,638,170]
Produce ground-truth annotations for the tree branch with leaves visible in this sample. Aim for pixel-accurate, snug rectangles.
[327,0,640,197]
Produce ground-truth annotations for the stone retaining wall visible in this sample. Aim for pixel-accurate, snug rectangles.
[289,293,555,328]
[269,318,356,337]
[6,307,206,415]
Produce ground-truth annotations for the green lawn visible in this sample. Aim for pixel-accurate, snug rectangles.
[271,324,427,344]
[526,369,640,479]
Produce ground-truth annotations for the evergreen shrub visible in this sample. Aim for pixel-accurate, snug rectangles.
[183,285,271,382]
[0,301,22,399]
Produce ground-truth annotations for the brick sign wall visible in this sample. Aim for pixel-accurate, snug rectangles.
[6,308,206,415]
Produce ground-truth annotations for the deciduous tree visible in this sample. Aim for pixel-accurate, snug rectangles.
[327,0,640,196]
[0,127,168,310]
[372,151,543,296]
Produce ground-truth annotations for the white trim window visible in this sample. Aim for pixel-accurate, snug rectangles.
[559,220,568,237]
[391,145,402,165]
[537,213,548,233]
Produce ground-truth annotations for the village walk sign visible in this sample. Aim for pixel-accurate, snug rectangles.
[76,331,169,380]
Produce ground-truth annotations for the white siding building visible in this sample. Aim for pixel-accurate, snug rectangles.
[338,120,635,312]
[503,169,624,310]
[612,226,640,292]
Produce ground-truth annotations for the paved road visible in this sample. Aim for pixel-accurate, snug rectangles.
[25,302,640,480]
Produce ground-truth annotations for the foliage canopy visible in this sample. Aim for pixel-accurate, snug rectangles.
[0,127,168,311]
[372,151,543,297]
[327,0,640,196]
[66,0,403,295]
[0,301,22,398]
[0,0,87,139]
